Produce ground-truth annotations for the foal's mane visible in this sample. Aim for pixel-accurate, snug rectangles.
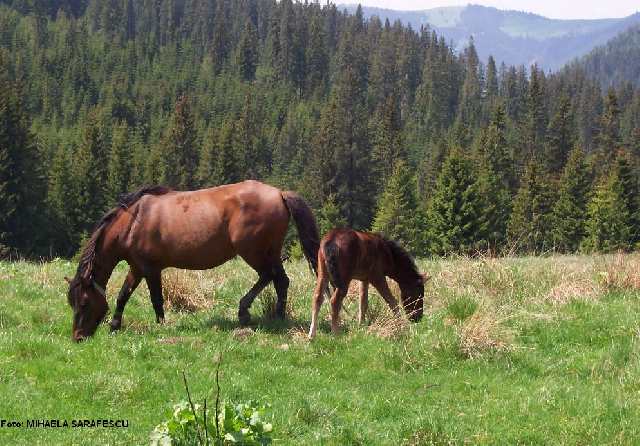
[380,236,421,280]
[75,185,171,280]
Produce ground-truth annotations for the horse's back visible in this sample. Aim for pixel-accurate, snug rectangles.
[122,181,290,269]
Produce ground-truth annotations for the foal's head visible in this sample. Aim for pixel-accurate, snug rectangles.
[66,275,109,342]
[384,238,430,322]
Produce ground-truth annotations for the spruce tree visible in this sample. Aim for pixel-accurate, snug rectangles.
[372,160,426,256]
[546,93,576,176]
[236,19,259,82]
[160,92,199,191]
[106,121,133,200]
[582,171,630,253]
[427,149,487,255]
[551,145,591,252]
[506,158,554,253]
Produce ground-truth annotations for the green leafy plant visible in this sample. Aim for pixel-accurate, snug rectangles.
[150,400,272,445]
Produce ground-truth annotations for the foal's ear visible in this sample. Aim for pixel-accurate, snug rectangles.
[417,274,431,285]
[64,277,73,285]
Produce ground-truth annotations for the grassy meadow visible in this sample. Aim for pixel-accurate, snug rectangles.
[0,254,639,444]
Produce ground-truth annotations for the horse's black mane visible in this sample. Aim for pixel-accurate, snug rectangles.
[75,185,172,279]
[380,236,421,280]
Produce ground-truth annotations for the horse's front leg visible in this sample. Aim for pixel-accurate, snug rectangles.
[145,272,165,324]
[110,267,142,332]
[359,281,369,325]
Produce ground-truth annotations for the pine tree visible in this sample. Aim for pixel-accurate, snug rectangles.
[371,160,426,256]
[106,121,133,200]
[196,122,219,188]
[0,66,45,254]
[582,171,630,253]
[235,19,259,81]
[211,0,230,75]
[305,10,329,96]
[506,158,554,253]
[546,93,576,176]
[216,117,240,185]
[371,93,405,193]
[160,92,199,190]
[551,145,591,252]
[593,86,622,164]
[427,149,488,255]
[611,149,639,242]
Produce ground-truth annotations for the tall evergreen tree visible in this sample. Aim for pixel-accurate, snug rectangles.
[427,149,488,255]
[582,169,631,253]
[372,160,426,256]
[551,145,591,252]
[235,19,259,82]
[506,158,554,253]
[0,63,45,255]
[546,93,576,176]
[160,92,199,190]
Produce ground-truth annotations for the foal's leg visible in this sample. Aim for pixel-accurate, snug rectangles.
[272,262,290,319]
[308,270,329,340]
[145,272,165,324]
[329,286,349,337]
[371,277,400,316]
[110,267,142,332]
[359,281,369,324]
[238,272,272,326]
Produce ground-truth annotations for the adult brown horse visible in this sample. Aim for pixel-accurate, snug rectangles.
[308,228,429,339]
[66,180,320,342]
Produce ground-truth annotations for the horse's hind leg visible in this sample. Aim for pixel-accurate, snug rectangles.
[308,268,329,340]
[238,273,272,326]
[145,272,165,324]
[329,286,349,337]
[272,262,290,319]
[110,267,142,332]
[359,281,369,324]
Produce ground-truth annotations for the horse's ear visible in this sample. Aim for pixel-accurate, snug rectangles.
[64,277,73,285]
[417,274,430,285]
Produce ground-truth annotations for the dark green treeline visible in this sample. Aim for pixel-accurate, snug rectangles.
[0,0,639,258]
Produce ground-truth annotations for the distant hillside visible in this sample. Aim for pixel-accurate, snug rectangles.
[566,25,640,88]
[342,4,640,71]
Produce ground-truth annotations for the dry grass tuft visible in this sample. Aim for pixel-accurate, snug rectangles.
[367,306,406,340]
[456,306,515,359]
[162,269,216,313]
[596,253,640,292]
[546,279,601,304]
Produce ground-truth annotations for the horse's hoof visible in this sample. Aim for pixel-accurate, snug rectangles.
[109,323,120,332]
[238,311,251,326]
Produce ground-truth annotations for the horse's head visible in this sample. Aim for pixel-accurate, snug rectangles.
[66,275,109,342]
[400,273,429,322]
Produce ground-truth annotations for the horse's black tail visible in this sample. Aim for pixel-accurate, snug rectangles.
[282,191,320,275]
[322,240,343,289]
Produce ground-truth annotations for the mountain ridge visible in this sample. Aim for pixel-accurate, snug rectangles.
[341,4,640,71]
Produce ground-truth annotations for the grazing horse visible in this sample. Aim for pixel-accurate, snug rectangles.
[66,180,320,342]
[308,228,429,339]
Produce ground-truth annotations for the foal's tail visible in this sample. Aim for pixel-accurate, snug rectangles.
[282,191,320,275]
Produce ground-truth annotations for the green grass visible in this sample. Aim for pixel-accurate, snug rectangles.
[1,255,639,444]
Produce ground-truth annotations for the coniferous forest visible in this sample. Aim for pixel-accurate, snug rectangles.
[0,0,639,259]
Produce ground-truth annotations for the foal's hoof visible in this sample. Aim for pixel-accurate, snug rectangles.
[109,322,121,332]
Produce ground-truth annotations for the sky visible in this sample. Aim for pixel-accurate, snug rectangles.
[349,0,640,20]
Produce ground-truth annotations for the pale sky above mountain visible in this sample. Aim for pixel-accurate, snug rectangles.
[350,1,639,20]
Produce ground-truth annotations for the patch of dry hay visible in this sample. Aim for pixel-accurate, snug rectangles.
[456,306,515,359]
[596,253,640,291]
[546,279,601,304]
[162,269,216,313]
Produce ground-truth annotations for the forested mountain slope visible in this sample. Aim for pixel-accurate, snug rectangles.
[0,0,638,259]
[345,4,640,71]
